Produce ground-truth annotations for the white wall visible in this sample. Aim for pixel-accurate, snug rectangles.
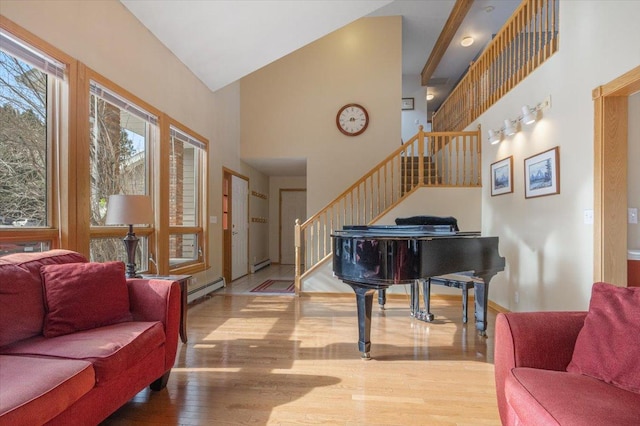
[473,1,640,311]
[402,74,429,142]
[629,93,640,251]
[241,16,402,214]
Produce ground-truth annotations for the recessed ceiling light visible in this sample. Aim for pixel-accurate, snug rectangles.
[484,6,495,13]
[426,93,435,101]
[461,36,474,47]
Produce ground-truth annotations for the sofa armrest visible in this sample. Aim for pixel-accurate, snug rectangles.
[127,278,181,370]
[494,311,587,425]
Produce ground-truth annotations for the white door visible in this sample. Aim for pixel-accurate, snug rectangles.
[280,190,307,264]
[231,175,249,280]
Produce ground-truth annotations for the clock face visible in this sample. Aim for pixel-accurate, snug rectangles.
[336,104,369,136]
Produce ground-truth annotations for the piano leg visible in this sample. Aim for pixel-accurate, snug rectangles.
[377,289,386,309]
[346,282,377,359]
[421,279,435,322]
[473,279,489,336]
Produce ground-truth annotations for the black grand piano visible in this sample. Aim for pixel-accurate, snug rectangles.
[332,225,505,359]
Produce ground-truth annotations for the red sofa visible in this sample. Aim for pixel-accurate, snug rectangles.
[0,250,181,425]
[494,283,640,425]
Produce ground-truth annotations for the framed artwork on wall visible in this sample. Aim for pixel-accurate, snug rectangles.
[490,156,513,196]
[524,147,560,198]
[401,98,414,110]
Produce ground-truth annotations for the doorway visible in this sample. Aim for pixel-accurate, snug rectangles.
[593,65,640,286]
[222,168,249,283]
[279,189,306,264]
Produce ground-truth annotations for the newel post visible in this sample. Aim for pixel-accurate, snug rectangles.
[294,218,301,295]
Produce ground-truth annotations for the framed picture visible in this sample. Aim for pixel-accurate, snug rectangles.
[524,147,560,198]
[490,156,513,196]
[401,97,414,110]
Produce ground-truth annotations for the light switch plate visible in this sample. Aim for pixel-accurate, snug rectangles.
[629,208,638,224]
[584,209,594,224]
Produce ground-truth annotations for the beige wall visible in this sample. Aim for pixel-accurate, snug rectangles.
[473,1,640,311]
[1,1,270,288]
[629,93,640,251]
[240,16,402,214]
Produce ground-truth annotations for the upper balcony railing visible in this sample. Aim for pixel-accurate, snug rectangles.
[433,0,559,131]
[293,126,481,292]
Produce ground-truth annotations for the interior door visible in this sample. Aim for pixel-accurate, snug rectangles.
[231,174,249,280]
[280,189,306,264]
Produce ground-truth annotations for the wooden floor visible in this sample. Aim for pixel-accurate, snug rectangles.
[103,265,500,425]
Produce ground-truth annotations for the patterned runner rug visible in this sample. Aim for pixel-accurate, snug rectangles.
[250,279,295,293]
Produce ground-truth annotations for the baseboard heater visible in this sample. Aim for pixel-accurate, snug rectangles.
[187,277,225,304]
[251,258,271,273]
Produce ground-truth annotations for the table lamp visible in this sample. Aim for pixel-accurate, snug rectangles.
[105,194,153,278]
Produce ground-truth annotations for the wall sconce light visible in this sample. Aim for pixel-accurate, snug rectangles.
[488,129,502,145]
[487,95,551,144]
[426,92,435,101]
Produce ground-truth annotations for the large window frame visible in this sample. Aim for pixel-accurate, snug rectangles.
[158,119,208,275]
[0,17,77,253]
[0,17,209,276]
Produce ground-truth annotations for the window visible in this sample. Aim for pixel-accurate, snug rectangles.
[88,80,157,269]
[0,26,67,251]
[168,125,207,271]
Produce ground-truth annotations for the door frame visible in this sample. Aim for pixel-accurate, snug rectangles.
[222,168,249,283]
[593,65,640,286]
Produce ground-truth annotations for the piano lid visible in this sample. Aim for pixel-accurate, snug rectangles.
[333,224,479,238]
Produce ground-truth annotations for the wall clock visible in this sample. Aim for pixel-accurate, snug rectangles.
[336,104,369,136]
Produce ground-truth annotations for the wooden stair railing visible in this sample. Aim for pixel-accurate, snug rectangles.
[433,0,559,131]
[294,126,481,293]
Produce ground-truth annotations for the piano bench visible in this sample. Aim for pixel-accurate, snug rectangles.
[428,273,483,324]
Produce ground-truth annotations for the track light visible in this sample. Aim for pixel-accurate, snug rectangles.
[486,96,551,144]
[521,105,537,125]
[488,129,502,145]
[504,119,517,136]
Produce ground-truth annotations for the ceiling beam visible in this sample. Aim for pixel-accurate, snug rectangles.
[421,0,474,87]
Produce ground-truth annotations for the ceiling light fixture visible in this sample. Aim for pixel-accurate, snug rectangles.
[461,36,474,47]
[426,93,435,101]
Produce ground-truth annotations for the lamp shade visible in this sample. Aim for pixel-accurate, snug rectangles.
[105,194,153,225]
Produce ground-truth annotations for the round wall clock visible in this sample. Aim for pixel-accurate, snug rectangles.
[336,104,369,136]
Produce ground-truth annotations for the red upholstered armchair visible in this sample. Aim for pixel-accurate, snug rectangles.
[494,283,640,425]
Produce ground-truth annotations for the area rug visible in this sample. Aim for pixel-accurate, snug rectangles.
[250,279,295,293]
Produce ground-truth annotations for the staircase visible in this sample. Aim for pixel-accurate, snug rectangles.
[402,155,440,194]
[293,126,482,293]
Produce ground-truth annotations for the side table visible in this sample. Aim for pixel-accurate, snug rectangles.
[141,274,191,343]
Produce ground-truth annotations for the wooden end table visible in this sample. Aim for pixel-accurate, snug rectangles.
[141,274,191,343]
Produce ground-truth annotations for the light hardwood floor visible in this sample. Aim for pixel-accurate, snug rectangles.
[103,265,500,425]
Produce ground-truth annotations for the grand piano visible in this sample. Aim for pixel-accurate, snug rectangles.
[331,225,505,359]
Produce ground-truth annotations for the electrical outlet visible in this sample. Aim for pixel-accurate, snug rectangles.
[629,208,638,224]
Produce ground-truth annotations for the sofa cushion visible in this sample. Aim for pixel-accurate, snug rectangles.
[0,321,165,385]
[566,282,640,393]
[41,261,133,337]
[506,367,640,426]
[0,355,94,426]
[0,250,88,348]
